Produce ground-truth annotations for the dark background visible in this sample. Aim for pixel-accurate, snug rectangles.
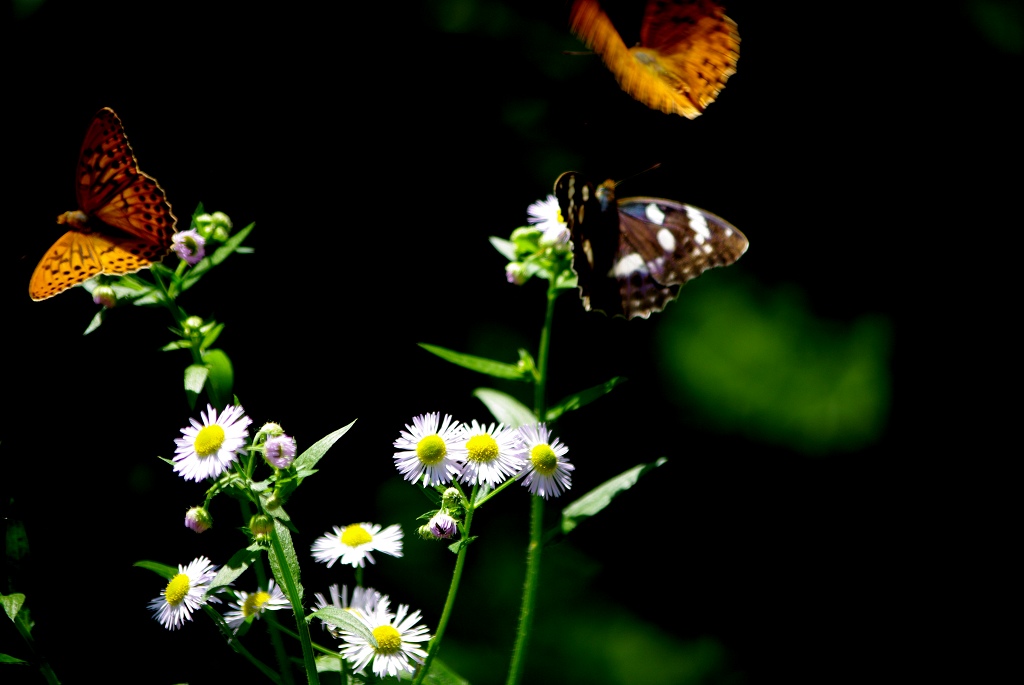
[3,0,1017,683]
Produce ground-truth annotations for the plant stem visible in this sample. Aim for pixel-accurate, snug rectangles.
[506,281,558,685]
[413,484,478,685]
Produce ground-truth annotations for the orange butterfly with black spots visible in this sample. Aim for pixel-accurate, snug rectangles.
[568,0,739,118]
[29,107,177,301]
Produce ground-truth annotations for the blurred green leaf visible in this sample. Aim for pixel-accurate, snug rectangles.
[659,276,891,454]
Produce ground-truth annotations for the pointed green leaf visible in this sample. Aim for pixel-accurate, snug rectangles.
[293,420,357,471]
[472,388,536,427]
[269,518,303,603]
[558,458,667,535]
[83,308,105,335]
[133,560,179,580]
[545,376,628,422]
[419,343,527,380]
[490,236,518,261]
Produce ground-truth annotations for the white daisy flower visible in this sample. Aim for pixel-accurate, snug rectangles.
[310,522,404,568]
[456,420,524,487]
[527,194,569,245]
[148,556,218,630]
[393,412,463,487]
[223,579,290,633]
[173,404,252,481]
[313,584,383,638]
[339,597,431,679]
[515,423,574,499]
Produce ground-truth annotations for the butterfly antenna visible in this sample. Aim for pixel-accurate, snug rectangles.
[614,162,663,189]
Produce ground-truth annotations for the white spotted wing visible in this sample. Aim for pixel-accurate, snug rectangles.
[554,171,748,319]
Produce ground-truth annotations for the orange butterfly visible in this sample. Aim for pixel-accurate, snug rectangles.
[29,107,177,301]
[568,0,739,118]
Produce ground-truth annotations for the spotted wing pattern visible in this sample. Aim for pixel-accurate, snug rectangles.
[29,107,177,301]
[555,171,748,319]
[568,0,739,118]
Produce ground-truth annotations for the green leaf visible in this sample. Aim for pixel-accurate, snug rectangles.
[133,560,179,580]
[293,420,357,472]
[558,458,668,535]
[83,308,105,335]
[307,606,375,645]
[420,658,472,685]
[489,236,518,261]
[269,517,303,603]
[1,593,26,621]
[202,348,234,409]
[545,376,628,422]
[418,343,527,380]
[200,322,225,352]
[472,388,536,427]
[184,364,209,409]
[210,548,260,591]
[0,653,29,665]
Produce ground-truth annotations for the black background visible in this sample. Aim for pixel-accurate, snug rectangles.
[3,0,1017,683]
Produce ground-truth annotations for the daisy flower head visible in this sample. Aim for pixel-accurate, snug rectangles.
[224,579,290,633]
[516,423,574,499]
[148,556,218,630]
[313,583,383,638]
[173,404,252,482]
[171,228,206,265]
[311,522,404,568]
[456,420,524,487]
[393,412,463,487]
[339,597,432,679]
[527,194,569,245]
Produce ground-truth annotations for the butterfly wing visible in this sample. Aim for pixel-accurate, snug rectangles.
[76,107,177,246]
[28,230,163,301]
[555,172,632,317]
[29,108,177,301]
[555,171,749,319]
[568,0,739,118]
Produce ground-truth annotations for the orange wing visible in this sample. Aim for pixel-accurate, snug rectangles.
[568,0,739,118]
[29,108,177,301]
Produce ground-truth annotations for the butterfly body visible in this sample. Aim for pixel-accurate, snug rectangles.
[555,171,747,319]
[569,0,739,118]
[29,107,177,301]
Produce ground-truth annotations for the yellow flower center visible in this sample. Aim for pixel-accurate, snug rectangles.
[243,590,272,617]
[194,424,226,457]
[465,434,499,464]
[341,524,372,547]
[530,444,558,475]
[416,434,447,465]
[372,624,403,653]
[164,573,190,606]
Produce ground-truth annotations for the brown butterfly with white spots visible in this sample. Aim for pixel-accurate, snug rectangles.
[555,171,748,319]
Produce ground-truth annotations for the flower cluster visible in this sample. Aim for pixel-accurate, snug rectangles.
[392,412,574,498]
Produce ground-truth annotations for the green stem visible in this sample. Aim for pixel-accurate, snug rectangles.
[506,281,558,685]
[412,484,479,685]
[269,522,319,685]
